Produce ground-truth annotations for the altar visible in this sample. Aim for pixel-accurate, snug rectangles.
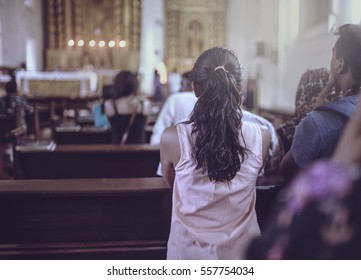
[16,71,99,97]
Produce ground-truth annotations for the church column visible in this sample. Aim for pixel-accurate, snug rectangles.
[139,0,164,96]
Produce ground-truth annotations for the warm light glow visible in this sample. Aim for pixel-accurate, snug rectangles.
[78,40,85,47]
[108,40,116,48]
[89,40,96,47]
[119,40,127,48]
[157,61,168,84]
[99,40,106,47]
[68,40,75,47]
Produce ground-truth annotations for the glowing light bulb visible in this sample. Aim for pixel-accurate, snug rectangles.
[119,40,126,48]
[108,40,115,48]
[78,40,85,47]
[89,40,96,47]
[98,40,106,47]
[68,39,75,47]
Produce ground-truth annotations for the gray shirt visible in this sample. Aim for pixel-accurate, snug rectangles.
[291,94,360,168]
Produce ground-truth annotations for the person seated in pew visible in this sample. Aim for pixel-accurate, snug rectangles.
[167,68,182,96]
[91,85,111,129]
[276,67,341,157]
[160,47,271,259]
[247,89,361,259]
[0,68,32,128]
[150,71,197,145]
[104,71,151,144]
[242,110,281,175]
[280,23,361,182]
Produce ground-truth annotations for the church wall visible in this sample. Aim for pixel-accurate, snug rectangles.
[0,0,43,70]
[227,0,279,111]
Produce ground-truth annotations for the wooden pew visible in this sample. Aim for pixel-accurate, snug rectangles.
[0,125,27,179]
[0,175,284,260]
[14,144,160,179]
[13,140,284,228]
[25,96,99,139]
[53,126,112,144]
[0,177,172,260]
[255,175,285,231]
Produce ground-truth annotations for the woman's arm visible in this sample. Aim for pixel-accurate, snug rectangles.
[160,126,180,187]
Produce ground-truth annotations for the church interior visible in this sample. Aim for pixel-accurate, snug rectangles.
[0,0,361,260]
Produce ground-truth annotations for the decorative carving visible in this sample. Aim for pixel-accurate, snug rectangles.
[44,0,141,71]
[165,0,227,73]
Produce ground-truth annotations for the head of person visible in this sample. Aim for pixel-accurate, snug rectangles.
[112,71,138,98]
[179,71,193,92]
[102,85,114,100]
[189,47,247,182]
[331,24,361,90]
[4,69,17,95]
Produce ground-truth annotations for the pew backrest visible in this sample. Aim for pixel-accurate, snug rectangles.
[0,175,284,259]
[14,144,160,179]
[54,127,112,144]
[0,177,172,260]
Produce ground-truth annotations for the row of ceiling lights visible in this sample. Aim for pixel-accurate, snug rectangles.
[67,39,127,48]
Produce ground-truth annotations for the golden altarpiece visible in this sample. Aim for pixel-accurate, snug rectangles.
[21,0,226,97]
[165,0,227,72]
[43,0,141,72]
[18,0,142,97]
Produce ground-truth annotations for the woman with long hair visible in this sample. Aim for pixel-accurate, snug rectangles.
[160,47,270,259]
[104,71,150,144]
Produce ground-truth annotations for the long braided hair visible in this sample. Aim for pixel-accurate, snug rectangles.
[188,47,248,182]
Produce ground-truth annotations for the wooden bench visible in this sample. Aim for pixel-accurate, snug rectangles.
[25,96,99,139]
[255,175,285,231]
[14,144,160,179]
[0,175,284,260]
[0,125,27,179]
[0,177,172,260]
[53,126,112,144]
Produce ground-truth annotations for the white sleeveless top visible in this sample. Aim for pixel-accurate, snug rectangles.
[167,121,263,259]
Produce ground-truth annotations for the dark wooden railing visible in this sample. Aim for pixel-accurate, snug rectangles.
[14,144,160,179]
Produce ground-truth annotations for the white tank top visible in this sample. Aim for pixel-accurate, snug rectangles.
[167,121,263,259]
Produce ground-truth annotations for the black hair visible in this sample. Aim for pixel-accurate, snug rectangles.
[112,71,138,98]
[188,47,248,182]
[5,69,17,94]
[180,71,192,92]
[334,24,361,88]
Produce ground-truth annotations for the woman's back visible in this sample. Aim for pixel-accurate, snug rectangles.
[104,70,150,144]
[167,121,263,259]
[161,47,270,260]
[104,95,149,144]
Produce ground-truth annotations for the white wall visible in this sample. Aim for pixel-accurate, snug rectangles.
[277,0,356,112]
[227,0,279,111]
[0,0,43,70]
[227,0,260,77]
